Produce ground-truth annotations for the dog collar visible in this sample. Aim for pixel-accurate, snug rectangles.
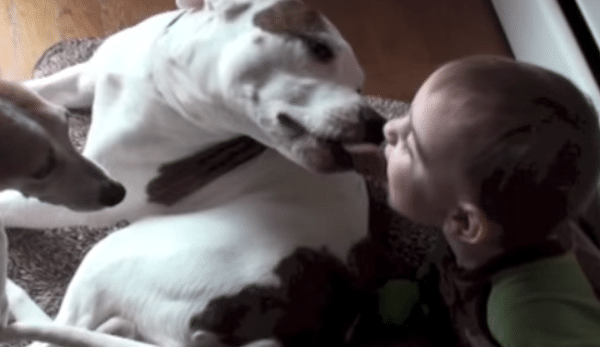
[146,136,267,205]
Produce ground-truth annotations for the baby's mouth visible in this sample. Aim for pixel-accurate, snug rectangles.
[342,143,387,181]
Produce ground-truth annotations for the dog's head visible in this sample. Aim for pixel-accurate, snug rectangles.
[164,0,385,173]
[0,81,125,211]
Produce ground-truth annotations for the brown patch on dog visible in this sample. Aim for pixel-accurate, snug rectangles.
[146,136,266,206]
[225,2,252,21]
[253,0,327,36]
[189,247,362,347]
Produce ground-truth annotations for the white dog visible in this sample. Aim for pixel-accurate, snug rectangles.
[3,0,384,346]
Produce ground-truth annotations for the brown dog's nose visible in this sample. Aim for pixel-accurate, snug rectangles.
[99,181,126,207]
[359,106,386,144]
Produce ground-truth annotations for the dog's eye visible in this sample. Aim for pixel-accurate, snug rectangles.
[356,88,363,94]
[32,149,57,180]
[304,37,334,63]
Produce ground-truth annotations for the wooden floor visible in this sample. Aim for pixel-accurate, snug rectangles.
[0,0,511,101]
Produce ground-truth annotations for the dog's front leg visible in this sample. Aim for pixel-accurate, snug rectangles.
[0,219,8,329]
[5,279,53,325]
[23,62,95,110]
[0,191,129,229]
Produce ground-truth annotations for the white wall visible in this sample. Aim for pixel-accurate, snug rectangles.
[491,0,600,113]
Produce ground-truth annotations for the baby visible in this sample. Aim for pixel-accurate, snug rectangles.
[381,56,600,346]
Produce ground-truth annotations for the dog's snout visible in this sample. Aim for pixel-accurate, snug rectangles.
[99,181,126,207]
[360,106,385,144]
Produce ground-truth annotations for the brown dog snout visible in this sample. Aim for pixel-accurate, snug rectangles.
[99,180,126,207]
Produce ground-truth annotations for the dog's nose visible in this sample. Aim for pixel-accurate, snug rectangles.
[99,181,126,207]
[359,106,386,144]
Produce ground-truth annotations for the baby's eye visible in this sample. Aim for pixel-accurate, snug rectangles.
[384,132,407,152]
[384,116,410,148]
[384,121,401,144]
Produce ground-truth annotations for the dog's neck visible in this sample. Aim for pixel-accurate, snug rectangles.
[150,8,273,148]
[150,11,224,126]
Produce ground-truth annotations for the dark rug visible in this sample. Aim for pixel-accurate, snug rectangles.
[4,38,440,347]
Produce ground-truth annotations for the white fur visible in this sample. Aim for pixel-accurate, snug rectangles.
[4,0,374,346]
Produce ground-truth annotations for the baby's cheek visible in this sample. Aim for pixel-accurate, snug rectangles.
[386,171,411,215]
[386,182,402,212]
[386,166,432,225]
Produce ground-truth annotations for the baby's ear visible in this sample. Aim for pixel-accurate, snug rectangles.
[175,0,205,9]
[443,202,489,245]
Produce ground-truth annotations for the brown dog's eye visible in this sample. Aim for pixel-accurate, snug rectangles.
[32,149,56,180]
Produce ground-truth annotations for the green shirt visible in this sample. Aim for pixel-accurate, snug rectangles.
[488,251,600,346]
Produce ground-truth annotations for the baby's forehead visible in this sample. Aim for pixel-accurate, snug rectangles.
[423,59,565,128]
[422,73,505,131]
[414,63,533,165]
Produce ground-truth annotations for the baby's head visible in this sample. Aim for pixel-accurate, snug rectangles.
[384,56,600,262]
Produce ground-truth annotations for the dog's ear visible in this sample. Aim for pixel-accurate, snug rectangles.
[253,0,327,35]
[175,0,248,10]
[176,0,205,9]
[176,0,234,10]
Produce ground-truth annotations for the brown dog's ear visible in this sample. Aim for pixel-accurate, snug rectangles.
[175,0,205,9]
[253,0,327,35]
[175,0,237,10]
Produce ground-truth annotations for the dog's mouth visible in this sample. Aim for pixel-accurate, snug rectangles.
[337,141,386,179]
[278,112,386,178]
[325,140,386,180]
